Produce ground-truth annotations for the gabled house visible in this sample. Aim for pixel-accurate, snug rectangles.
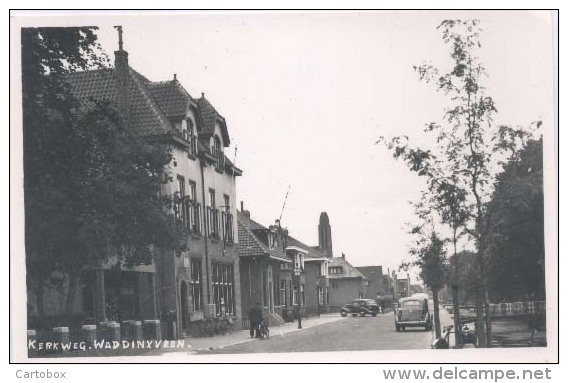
[237,209,291,325]
[328,254,368,309]
[238,208,331,324]
[29,31,243,339]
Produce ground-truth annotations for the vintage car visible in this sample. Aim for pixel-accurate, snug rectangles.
[340,299,381,317]
[395,297,433,332]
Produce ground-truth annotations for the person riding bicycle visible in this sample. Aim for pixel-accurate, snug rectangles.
[249,302,263,338]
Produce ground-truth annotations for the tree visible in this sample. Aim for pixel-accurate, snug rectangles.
[486,138,545,301]
[406,224,448,339]
[378,20,539,347]
[22,27,187,321]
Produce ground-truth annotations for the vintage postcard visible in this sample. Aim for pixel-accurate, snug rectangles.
[9,10,558,364]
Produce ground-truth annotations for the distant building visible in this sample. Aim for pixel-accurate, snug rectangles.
[357,266,390,300]
[392,273,411,299]
[328,254,367,309]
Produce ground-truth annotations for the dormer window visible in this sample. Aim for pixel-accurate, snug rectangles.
[187,118,197,155]
[294,253,304,270]
[320,262,329,277]
[268,232,278,250]
[329,266,343,275]
[211,135,224,170]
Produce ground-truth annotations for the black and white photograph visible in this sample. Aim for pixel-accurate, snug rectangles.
[10,10,558,364]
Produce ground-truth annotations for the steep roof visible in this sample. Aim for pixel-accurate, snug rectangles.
[236,211,329,262]
[237,211,291,263]
[146,79,194,119]
[329,257,367,279]
[356,266,384,278]
[65,68,177,137]
[196,95,230,146]
[285,235,328,260]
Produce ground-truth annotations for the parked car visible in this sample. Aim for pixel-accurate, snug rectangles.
[340,299,381,317]
[395,297,432,332]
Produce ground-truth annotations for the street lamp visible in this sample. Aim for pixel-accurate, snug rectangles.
[294,267,302,329]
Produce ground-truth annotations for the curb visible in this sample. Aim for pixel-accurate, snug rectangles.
[187,316,348,354]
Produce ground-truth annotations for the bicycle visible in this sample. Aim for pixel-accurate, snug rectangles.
[257,321,270,340]
[431,324,453,349]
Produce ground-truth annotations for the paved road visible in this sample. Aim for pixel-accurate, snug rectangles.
[195,312,434,354]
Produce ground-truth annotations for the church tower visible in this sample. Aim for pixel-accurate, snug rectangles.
[318,212,333,258]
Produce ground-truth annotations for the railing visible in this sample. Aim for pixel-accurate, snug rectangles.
[206,207,220,238]
[220,211,234,243]
[173,198,202,235]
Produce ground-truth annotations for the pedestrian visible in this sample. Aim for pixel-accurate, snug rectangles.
[249,302,263,338]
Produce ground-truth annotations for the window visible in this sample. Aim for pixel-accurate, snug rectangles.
[207,189,219,238]
[329,266,343,275]
[301,284,305,306]
[268,232,278,250]
[320,262,329,277]
[187,118,197,156]
[325,287,330,305]
[220,194,234,243]
[292,284,299,306]
[190,259,203,311]
[212,263,235,316]
[174,175,186,223]
[318,287,324,305]
[280,280,287,307]
[187,180,201,234]
[294,253,304,270]
[177,175,185,196]
[211,135,224,170]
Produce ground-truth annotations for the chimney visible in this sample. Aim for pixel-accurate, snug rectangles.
[114,26,130,129]
[342,252,345,259]
[240,201,244,212]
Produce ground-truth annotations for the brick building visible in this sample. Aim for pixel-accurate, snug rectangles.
[27,33,243,338]
[328,254,367,310]
[238,209,331,324]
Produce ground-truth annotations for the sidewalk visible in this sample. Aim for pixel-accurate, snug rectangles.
[168,313,347,355]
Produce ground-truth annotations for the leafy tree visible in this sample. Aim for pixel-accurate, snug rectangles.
[378,20,539,347]
[405,223,448,339]
[22,27,187,320]
[486,138,545,301]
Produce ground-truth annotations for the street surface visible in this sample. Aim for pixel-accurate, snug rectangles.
[195,312,434,354]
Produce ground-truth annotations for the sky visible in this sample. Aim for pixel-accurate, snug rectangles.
[16,11,555,277]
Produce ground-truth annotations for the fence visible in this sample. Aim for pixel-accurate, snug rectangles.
[489,301,546,317]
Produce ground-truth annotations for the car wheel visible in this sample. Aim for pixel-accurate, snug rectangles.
[402,326,406,331]
[360,310,366,317]
[340,311,347,317]
[372,313,377,317]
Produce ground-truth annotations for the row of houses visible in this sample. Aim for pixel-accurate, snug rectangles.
[26,32,409,338]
